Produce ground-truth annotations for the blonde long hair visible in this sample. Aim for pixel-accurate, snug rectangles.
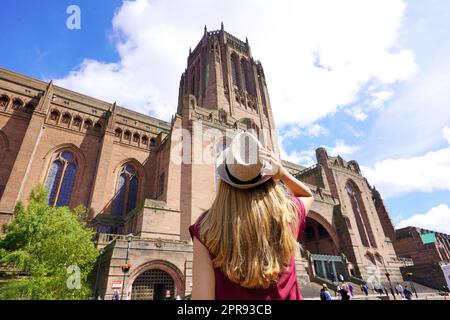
[199,179,299,289]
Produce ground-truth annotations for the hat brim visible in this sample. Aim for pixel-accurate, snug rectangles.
[215,149,272,190]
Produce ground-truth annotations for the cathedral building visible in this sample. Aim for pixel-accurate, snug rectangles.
[0,25,405,299]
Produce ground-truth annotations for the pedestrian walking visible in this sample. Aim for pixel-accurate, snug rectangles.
[361,283,369,296]
[395,283,404,298]
[403,286,413,300]
[339,282,350,300]
[112,289,120,300]
[320,284,333,300]
[348,283,354,297]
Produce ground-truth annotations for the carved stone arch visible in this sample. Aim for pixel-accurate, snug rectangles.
[0,94,10,109]
[48,108,61,122]
[123,129,131,141]
[132,131,141,143]
[114,127,123,139]
[72,114,82,129]
[128,259,185,299]
[94,121,103,132]
[83,117,93,130]
[61,111,72,126]
[113,158,145,177]
[306,210,340,249]
[141,135,149,146]
[23,101,36,114]
[12,97,24,104]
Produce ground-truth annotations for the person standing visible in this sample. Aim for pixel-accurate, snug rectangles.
[339,283,350,300]
[112,289,121,300]
[320,284,333,300]
[348,283,354,297]
[403,286,413,300]
[395,283,404,298]
[361,283,369,296]
[189,132,314,300]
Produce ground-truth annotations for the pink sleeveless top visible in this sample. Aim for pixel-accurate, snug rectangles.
[188,196,306,300]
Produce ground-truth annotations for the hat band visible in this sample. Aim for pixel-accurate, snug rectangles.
[225,163,262,185]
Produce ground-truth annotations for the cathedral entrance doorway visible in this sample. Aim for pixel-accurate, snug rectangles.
[131,269,175,300]
[301,216,345,282]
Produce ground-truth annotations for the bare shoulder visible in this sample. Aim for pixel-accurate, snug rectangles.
[298,196,313,215]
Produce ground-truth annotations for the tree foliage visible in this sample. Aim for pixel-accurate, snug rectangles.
[0,184,98,299]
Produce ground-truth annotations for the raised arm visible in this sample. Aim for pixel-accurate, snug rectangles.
[259,147,314,213]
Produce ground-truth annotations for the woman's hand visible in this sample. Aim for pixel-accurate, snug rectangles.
[258,147,287,180]
[259,146,313,214]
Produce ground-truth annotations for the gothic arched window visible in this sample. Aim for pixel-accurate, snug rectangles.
[84,119,92,130]
[115,128,122,138]
[0,95,9,109]
[112,164,139,216]
[12,99,23,111]
[24,103,35,114]
[231,54,241,89]
[346,181,377,248]
[61,113,71,126]
[241,58,254,95]
[45,151,78,207]
[49,110,60,122]
[73,116,82,128]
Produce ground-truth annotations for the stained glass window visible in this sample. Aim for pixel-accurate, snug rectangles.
[56,163,76,207]
[112,174,126,216]
[112,164,139,216]
[127,176,138,212]
[45,151,77,207]
[46,161,63,206]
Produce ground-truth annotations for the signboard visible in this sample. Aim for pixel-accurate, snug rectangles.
[421,232,436,244]
[112,280,123,289]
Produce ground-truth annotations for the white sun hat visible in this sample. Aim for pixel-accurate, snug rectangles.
[216,131,272,189]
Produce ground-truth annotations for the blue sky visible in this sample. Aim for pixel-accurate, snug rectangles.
[1,0,449,233]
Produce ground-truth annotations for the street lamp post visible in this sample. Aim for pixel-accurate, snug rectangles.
[381,256,396,300]
[94,248,105,300]
[121,233,133,300]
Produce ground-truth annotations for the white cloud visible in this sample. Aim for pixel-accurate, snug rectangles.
[327,140,360,156]
[346,108,368,121]
[54,0,417,127]
[444,126,450,144]
[366,52,450,161]
[396,204,450,234]
[346,125,365,138]
[362,127,450,197]
[281,149,316,168]
[279,138,359,168]
[370,90,394,108]
[282,124,329,139]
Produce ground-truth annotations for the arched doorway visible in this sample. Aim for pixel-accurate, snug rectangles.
[300,216,345,282]
[301,217,338,255]
[131,269,175,300]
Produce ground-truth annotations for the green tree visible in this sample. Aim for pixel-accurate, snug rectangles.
[0,184,98,299]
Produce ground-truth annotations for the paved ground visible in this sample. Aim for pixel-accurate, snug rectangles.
[301,280,447,300]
